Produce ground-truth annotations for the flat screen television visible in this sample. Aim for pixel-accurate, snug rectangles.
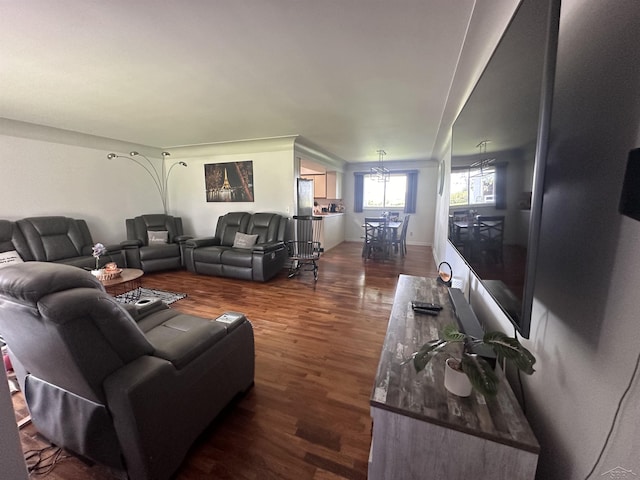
[449,0,560,338]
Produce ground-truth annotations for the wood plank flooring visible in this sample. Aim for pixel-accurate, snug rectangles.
[11,242,437,479]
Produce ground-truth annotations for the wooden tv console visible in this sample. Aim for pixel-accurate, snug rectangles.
[368,275,539,480]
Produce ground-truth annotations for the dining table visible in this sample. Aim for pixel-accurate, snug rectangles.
[363,220,403,258]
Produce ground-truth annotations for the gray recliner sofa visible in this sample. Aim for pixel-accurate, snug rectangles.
[0,262,255,480]
[6,216,124,268]
[185,211,288,282]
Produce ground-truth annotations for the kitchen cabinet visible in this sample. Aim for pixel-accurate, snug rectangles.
[302,174,326,198]
[301,172,342,200]
[326,171,342,199]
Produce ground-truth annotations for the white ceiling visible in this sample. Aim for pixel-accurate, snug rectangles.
[0,0,477,163]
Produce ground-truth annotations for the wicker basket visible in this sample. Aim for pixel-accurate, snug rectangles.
[92,268,122,281]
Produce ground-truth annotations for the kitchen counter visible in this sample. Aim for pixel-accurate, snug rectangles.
[316,213,344,251]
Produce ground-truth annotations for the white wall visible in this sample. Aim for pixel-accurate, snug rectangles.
[0,126,162,245]
[167,139,297,237]
[435,0,640,478]
[0,126,305,243]
[342,160,438,246]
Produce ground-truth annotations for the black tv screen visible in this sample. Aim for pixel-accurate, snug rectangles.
[449,0,560,338]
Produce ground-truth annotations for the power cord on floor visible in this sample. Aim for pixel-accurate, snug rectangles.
[24,445,68,476]
[583,344,640,479]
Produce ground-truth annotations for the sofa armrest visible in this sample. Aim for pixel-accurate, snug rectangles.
[104,243,123,253]
[121,239,143,248]
[145,316,228,369]
[185,237,220,248]
[174,234,193,244]
[252,241,285,253]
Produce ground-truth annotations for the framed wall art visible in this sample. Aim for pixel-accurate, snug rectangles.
[204,160,254,202]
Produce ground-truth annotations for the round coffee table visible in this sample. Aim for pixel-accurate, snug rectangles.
[100,268,144,295]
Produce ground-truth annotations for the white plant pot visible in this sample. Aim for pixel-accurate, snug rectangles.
[90,269,103,277]
[444,358,473,397]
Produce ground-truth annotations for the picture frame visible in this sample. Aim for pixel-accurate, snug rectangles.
[204,160,254,202]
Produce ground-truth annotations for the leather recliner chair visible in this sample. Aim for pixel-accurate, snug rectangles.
[122,214,192,272]
[0,262,254,480]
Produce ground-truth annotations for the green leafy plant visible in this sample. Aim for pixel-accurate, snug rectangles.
[408,324,536,396]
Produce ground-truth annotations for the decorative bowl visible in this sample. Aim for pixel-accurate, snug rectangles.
[95,268,123,281]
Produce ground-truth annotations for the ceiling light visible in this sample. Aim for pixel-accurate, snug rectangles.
[371,149,390,182]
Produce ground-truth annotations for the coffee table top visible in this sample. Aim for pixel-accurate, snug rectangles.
[99,268,144,287]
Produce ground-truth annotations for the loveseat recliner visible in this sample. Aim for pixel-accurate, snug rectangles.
[0,219,33,261]
[122,214,192,272]
[0,262,255,480]
[11,216,123,268]
[185,212,288,282]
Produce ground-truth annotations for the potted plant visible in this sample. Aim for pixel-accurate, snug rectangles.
[407,324,536,397]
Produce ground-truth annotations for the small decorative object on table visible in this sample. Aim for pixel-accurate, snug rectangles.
[437,261,453,287]
[98,262,123,281]
[91,242,107,277]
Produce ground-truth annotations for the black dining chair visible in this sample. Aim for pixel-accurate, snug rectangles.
[362,219,391,260]
[391,214,410,256]
[471,215,505,264]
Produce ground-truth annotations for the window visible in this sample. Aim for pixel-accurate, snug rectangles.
[363,173,407,209]
[450,166,496,207]
[354,170,418,213]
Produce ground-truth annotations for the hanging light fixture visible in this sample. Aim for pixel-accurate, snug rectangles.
[371,149,390,182]
[106,151,187,214]
[471,140,495,174]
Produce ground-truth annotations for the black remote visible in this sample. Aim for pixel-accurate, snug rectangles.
[413,307,439,316]
[412,301,443,311]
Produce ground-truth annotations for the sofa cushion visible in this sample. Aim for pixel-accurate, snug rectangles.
[216,212,251,247]
[232,232,258,249]
[17,217,92,262]
[139,243,180,261]
[221,249,253,268]
[0,250,24,269]
[247,213,283,243]
[148,230,169,245]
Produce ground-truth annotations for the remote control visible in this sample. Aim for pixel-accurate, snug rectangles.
[412,307,439,316]
[412,301,443,311]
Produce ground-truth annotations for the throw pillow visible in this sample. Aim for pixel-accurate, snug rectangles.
[0,250,24,269]
[148,230,169,245]
[233,232,259,249]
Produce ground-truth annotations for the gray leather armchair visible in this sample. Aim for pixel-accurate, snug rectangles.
[0,262,254,480]
[122,214,192,272]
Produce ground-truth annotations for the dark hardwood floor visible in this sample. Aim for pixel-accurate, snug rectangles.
[11,242,438,479]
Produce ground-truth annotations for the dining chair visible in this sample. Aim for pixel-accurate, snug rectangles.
[471,215,505,264]
[362,220,390,260]
[399,214,410,256]
[391,214,410,256]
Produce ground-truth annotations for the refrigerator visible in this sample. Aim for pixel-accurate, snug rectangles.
[297,178,314,216]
